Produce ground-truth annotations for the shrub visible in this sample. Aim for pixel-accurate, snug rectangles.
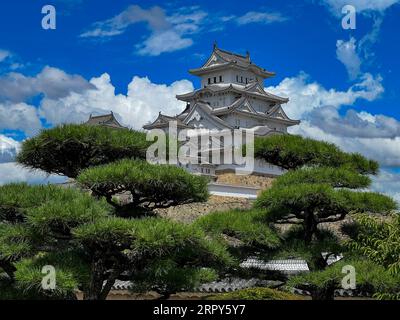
[347,213,400,276]
[288,259,400,300]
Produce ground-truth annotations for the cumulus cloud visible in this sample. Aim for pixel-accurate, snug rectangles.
[370,169,400,204]
[291,120,400,167]
[236,11,288,25]
[0,66,96,136]
[0,162,66,186]
[0,102,42,136]
[0,137,64,185]
[39,73,193,130]
[308,106,400,138]
[0,65,192,135]
[0,66,95,103]
[80,5,207,56]
[266,72,383,119]
[0,135,20,163]
[336,37,361,80]
[266,72,399,168]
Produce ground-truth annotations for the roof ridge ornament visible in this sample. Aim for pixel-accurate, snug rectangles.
[213,41,218,50]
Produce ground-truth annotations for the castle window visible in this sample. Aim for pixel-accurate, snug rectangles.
[214,77,217,83]
[241,76,243,83]
[208,78,211,84]
[236,75,239,82]
[246,78,248,84]
[219,75,222,82]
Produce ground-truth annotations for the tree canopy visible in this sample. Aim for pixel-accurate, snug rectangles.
[77,159,209,215]
[4,123,399,301]
[0,183,231,300]
[1,124,229,300]
[194,209,281,250]
[256,167,397,243]
[251,134,379,173]
[17,124,152,178]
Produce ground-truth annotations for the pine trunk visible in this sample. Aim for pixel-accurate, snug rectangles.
[304,212,317,244]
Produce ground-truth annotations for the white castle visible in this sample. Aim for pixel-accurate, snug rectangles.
[144,43,300,177]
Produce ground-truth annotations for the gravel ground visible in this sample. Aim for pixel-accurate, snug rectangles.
[155,195,253,223]
[156,194,354,241]
[155,174,274,223]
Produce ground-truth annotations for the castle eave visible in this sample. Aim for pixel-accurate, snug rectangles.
[189,63,275,79]
[176,84,288,103]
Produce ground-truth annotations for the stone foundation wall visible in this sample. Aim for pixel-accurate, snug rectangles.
[215,173,275,189]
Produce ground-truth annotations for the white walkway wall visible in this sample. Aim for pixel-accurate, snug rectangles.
[208,183,260,199]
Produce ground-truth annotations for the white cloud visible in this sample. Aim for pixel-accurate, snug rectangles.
[80,5,169,38]
[39,73,193,130]
[358,14,384,62]
[236,11,288,25]
[136,30,193,56]
[80,5,288,56]
[308,106,400,138]
[325,1,398,67]
[0,49,11,62]
[0,66,95,103]
[322,0,399,16]
[0,162,66,186]
[335,16,385,76]
[80,5,207,56]
[0,66,95,136]
[290,121,400,167]
[266,72,383,120]
[0,102,42,136]
[266,72,400,168]
[0,65,192,135]
[370,169,400,204]
[0,135,20,163]
[336,37,361,80]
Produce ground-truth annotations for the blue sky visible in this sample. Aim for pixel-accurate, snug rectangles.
[0,0,399,201]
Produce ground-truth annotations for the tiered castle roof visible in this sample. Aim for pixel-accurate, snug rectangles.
[189,44,275,79]
[143,45,300,134]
